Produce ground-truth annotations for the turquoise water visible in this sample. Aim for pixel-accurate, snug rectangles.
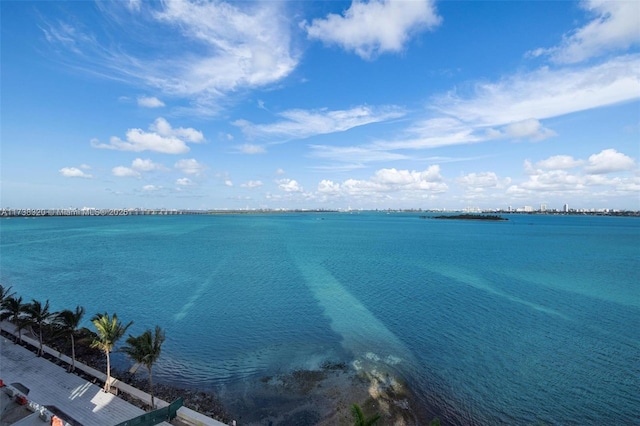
[1,213,638,424]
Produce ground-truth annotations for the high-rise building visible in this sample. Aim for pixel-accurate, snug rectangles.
[540,204,547,212]
[563,203,569,212]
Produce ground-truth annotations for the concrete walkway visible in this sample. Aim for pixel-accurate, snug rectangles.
[0,335,171,426]
[0,322,228,426]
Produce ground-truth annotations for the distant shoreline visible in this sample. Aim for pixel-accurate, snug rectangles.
[2,208,639,218]
[429,214,508,221]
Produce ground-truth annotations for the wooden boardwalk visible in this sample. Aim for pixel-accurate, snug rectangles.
[0,335,172,426]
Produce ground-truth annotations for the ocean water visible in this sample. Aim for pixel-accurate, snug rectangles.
[1,213,638,425]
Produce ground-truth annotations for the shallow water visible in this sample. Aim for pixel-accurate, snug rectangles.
[1,213,638,424]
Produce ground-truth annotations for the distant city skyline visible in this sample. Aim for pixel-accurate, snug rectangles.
[1,1,639,210]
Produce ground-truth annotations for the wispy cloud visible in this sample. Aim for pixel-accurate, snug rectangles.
[303,0,441,59]
[236,144,266,154]
[432,55,640,127]
[310,54,639,165]
[528,0,640,64]
[234,105,404,142]
[92,118,204,154]
[41,1,299,115]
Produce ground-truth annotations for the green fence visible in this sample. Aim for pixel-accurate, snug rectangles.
[114,398,183,426]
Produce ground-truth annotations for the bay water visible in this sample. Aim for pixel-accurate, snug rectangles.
[1,213,638,425]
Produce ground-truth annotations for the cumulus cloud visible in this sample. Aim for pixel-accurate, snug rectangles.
[528,0,640,64]
[456,172,511,189]
[488,118,557,142]
[137,96,165,108]
[142,184,162,191]
[241,180,263,188]
[585,149,635,174]
[131,158,167,172]
[277,178,303,193]
[234,105,404,142]
[59,167,93,178]
[176,177,193,186]
[92,118,204,154]
[317,166,447,199]
[112,158,167,177]
[508,148,639,198]
[535,155,584,170]
[174,158,206,175]
[112,166,140,178]
[303,0,441,59]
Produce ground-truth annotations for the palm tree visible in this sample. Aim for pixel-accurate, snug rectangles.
[0,284,14,305]
[0,295,27,344]
[91,312,132,393]
[351,403,381,426]
[121,325,166,409]
[23,299,55,356]
[56,306,85,372]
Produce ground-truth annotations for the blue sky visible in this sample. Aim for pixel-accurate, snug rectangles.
[1,0,639,210]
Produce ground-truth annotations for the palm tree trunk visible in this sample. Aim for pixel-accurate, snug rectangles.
[105,350,111,392]
[38,327,43,356]
[70,334,76,372]
[149,366,154,409]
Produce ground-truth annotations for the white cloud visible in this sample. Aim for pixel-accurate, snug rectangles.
[174,158,206,175]
[79,164,91,170]
[508,149,639,197]
[303,0,441,59]
[176,177,193,186]
[309,56,638,164]
[126,0,141,12]
[92,118,204,154]
[112,166,140,178]
[234,105,404,141]
[317,166,447,199]
[142,184,162,191]
[131,158,167,172]
[113,158,167,177]
[535,155,584,170]
[237,144,266,154]
[585,149,635,174]
[433,55,640,127]
[224,179,233,187]
[137,96,165,108]
[491,118,557,142]
[276,168,286,175]
[529,0,640,64]
[241,180,263,188]
[310,145,410,164]
[457,172,510,189]
[59,167,93,178]
[277,178,303,192]
[43,1,298,115]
